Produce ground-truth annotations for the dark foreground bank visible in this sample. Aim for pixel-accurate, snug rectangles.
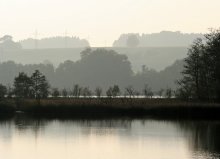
[0,98,220,119]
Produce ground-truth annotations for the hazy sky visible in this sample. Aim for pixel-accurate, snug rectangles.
[0,0,220,46]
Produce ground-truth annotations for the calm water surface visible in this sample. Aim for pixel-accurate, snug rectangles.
[0,116,220,159]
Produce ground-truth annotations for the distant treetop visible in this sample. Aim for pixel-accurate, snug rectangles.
[113,31,203,47]
[0,35,22,50]
[126,34,140,47]
[19,36,90,49]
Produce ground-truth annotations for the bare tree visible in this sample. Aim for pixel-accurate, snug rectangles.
[0,84,7,99]
[51,88,60,98]
[7,84,13,98]
[82,87,92,98]
[95,87,102,98]
[165,88,173,99]
[157,89,164,98]
[106,86,113,98]
[112,85,121,97]
[62,88,68,97]
[125,86,135,98]
[143,84,153,98]
[72,84,82,98]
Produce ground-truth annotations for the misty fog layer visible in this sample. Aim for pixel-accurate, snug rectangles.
[0,32,195,91]
[0,47,187,72]
[0,31,195,71]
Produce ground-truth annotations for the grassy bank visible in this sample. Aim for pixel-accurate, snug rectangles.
[0,98,220,119]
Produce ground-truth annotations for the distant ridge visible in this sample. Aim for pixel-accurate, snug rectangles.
[113,31,203,47]
[19,36,90,49]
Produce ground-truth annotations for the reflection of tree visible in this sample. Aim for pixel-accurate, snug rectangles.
[0,118,14,142]
[178,121,220,154]
[13,114,49,138]
[4,116,132,135]
[76,119,132,129]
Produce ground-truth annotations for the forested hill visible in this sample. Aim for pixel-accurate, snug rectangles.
[0,49,184,92]
[113,31,203,47]
[0,47,187,72]
[19,36,90,49]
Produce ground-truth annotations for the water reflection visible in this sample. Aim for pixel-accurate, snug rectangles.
[178,121,220,158]
[0,116,220,159]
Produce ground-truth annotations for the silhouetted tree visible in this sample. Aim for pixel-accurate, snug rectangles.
[51,88,60,98]
[72,84,82,98]
[125,86,135,98]
[134,90,140,96]
[112,85,121,97]
[157,88,164,98]
[106,87,113,98]
[205,29,220,100]
[14,72,32,98]
[95,87,102,98]
[82,87,92,97]
[31,70,50,99]
[0,84,7,99]
[179,38,206,99]
[143,84,153,98]
[178,29,220,100]
[165,88,173,98]
[62,88,68,97]
[7,84,13,98]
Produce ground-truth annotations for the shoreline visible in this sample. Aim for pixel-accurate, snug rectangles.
[0,98,220,120]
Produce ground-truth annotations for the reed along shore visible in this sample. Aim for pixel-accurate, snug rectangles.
[0,98,220,119]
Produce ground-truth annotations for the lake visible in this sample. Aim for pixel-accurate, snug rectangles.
[0,115,220,159]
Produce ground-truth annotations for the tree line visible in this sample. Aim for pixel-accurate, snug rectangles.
[0,70,49,100]
[113,31,203,47]
[0,70,175,99]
